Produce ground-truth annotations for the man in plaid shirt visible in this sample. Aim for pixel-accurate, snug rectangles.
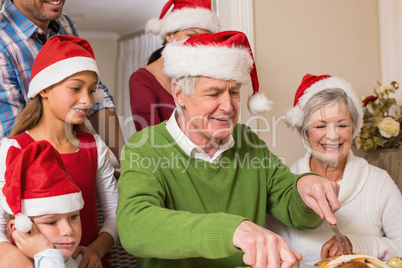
[0,0,124,161]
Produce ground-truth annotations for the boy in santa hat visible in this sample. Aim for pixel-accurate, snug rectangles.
[2,140,84,267]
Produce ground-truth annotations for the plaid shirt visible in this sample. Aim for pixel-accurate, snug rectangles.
[0,0,115,139]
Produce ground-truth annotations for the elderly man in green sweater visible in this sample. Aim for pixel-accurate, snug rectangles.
[117,31,340,268]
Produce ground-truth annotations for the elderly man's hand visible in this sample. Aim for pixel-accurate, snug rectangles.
[233,220,302,268]
[296,175,340,225]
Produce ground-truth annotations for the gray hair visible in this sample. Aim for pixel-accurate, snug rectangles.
[172,76,201,114]
[300,88,360,138]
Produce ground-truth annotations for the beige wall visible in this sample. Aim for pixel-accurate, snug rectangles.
[86,38,119,98]
[84,1,381,166]
[253,0,381,166]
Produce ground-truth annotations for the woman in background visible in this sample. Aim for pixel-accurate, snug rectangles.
[266,74,402,264]
[129,0,220,131]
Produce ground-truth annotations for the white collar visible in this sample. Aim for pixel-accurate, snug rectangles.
[293,151,369,205]
[166,109,234,163]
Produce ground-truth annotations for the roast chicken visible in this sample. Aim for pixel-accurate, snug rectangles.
[315,253,401,268]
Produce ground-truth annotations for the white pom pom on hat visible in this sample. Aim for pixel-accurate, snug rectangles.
[14,213,32,233]
[248,92,273,115]
[146,0,220,38]
[162,30,273,114]
[1,141,84,233]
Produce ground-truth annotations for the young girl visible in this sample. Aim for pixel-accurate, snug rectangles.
[0,35,119,268]
[3,140,86,267]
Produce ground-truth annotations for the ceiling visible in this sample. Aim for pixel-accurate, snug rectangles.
[63,0,167,38]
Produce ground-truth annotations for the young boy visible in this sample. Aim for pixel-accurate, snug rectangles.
[1,140,84,267]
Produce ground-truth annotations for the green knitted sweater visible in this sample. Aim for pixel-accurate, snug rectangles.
[117,123,322,268]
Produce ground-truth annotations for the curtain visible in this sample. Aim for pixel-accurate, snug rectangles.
[378,0,402,104]
[115,33,162,139]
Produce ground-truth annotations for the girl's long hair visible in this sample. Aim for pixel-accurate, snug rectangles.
[10,95,93,137]
[10,96,43,137]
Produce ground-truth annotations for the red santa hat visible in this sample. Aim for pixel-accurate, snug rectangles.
[162,30,273,114]
[28,35,103,102]
[285,73,363,137]
[146,0,220,38]
[1,140,84,233]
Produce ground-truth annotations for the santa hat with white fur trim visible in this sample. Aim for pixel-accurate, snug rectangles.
[162,30,273,114]
[1,140,84,233]
[284,74,363,137]
[146,0,220,38]
[28,35,104,103]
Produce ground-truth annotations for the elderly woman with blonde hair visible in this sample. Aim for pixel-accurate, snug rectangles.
[266,74,402,264]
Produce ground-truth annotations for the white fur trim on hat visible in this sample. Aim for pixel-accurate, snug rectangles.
[284,105,304,130]
[284,76,363,137]
[2,192,84,218]
[163,41,253,83]
[248,92,273,115]
[28,57,100,99]
[146,8,220,38]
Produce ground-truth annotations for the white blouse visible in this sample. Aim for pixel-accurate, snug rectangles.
[266,152,402,264]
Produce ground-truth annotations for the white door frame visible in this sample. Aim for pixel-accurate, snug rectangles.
[214,0,257,127]
[214,0,255,53]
